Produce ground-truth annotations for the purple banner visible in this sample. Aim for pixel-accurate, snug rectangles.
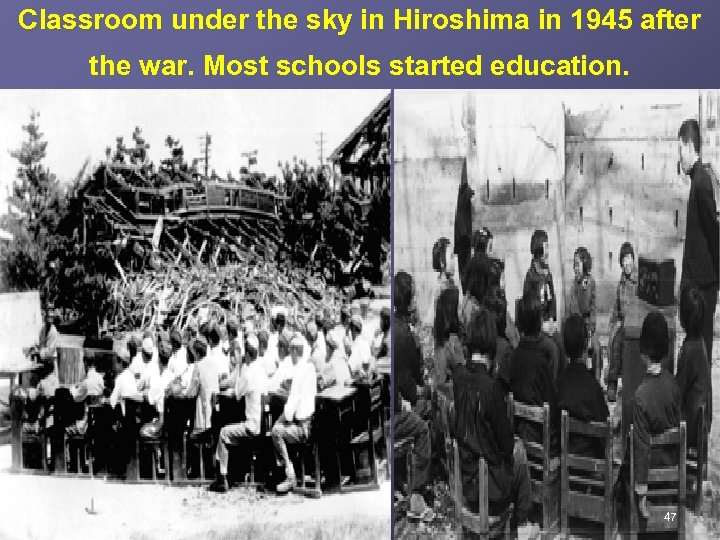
[0,0,716,87]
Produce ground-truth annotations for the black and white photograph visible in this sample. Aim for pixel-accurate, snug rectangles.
[0,89,391,540]
[393,90,720,539]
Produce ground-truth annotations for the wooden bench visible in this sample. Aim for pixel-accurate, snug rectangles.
[560,410,618,539]
[629,421,686,539]
[508,393,559,537]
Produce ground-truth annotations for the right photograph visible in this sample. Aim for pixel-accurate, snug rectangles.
[393,90,719,539]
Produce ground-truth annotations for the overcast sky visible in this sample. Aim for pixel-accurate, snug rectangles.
[0,89,388,206]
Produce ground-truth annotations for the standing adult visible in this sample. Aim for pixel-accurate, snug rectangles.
[454,161,474,295]
[678,119,719,364]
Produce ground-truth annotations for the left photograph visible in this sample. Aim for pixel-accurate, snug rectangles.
[0,89,391,540]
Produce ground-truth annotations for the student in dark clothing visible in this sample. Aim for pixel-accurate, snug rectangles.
[568,247,601,378]
[393,270,433,516]
[607,241,637,402]
[433,286,464,386]
[463,228,493,303]
[557,315,609,459]
[676,286,711,449]
[461,228,493,333]
[523,230,564,384]
[453,307,532,532]
[483,285,513,384]
[523,229,557,324]
[394,271,424,388]
[499,292,560,457]
[629,312,681,519]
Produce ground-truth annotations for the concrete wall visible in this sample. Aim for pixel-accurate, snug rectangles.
[395,91,719,332]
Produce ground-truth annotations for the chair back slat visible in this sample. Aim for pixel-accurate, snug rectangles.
[647,467,680,483]
[629,421,686,536]
[560,410,615,537]
[651,427,682,446]
[509,394,557,535]
[513,401,546,424]
[567,417,607,438]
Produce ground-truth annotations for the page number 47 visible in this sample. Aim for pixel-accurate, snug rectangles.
[665,512,677,521]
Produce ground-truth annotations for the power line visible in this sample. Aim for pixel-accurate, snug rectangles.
[315,131,325,165]
[197,132,211,178]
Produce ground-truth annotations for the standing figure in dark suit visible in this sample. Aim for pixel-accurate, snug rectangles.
[454,161,474,295]
[678,118,718,432]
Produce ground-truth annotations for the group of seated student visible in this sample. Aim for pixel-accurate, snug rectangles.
[416,227,713,532]
[14,300,390,493]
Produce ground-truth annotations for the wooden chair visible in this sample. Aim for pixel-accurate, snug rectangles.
[164,395,196,483]
[560,410,617,539]
[183,392,218,482]
[507,393,559,537]
[63,396,103,477]
[14,394,50,472]
[289,414,322,498]
[686,403,707,514]
[393,436,414,498]
[242,393,270,487]
[437,392,454,482]
[349,378,386,487]
[629,422,686,539]
[137,402,170,484]
[119,398,143,481]
[451,439,512,539]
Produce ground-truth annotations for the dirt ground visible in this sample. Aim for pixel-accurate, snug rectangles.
[0,444,390,540]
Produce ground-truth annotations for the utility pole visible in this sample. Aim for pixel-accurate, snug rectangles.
[315,131,325,165]
[197,133,211,178]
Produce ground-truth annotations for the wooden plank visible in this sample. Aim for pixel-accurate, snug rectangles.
[569,474,605,488]
[651,428,682,446]
[566,492,604,523]
[513,401,545,423]
[647,488,680,498]
[648,467,679,483]
[524,441,544,460]
[567,455,605,473]
[568,417,608,438]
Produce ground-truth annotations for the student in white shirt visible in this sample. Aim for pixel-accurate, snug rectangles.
[72,356,105,402]
[137,337,160,393]
[347,315,374,377]
[207,324,230,380]
[328,305,350,355]
[210,335,267,492]
[371,307,391,359]
[319,331,351,389]
[167,328,188,377]
[226,318,244,372]
[267,307,287,365]
[272,335,317,494]
[306,321,327,374]
[257,330,277,377]
[268,328,294,392]
[128,335,147,378]
[190,337,219,434]
[110,352,143,415]
[140,338,175,438]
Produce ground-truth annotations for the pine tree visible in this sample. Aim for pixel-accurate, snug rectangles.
[0,111,66,293]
